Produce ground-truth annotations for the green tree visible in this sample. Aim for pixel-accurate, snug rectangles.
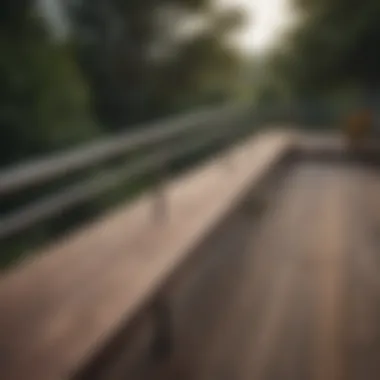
[67,0,245,130]
[278,0,380,96]
[0,1,97,166]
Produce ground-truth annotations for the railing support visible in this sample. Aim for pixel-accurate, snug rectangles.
[151,152,169,223]
[152,185,168,223]
[151,298,173,360]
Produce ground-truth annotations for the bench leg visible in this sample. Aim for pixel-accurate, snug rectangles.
[151,299,173,360]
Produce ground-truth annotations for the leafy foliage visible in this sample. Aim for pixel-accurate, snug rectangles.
[67,0,245,129]
[0,4,98,166]
[279,0,380,95]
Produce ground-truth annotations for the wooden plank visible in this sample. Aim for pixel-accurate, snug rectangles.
[0,131,295,380]
[233,168,320,380]
[341,166,380,380]
[311,170,347,380]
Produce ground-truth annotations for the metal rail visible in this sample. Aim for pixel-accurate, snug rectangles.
[0,104,246,195]
[0,103,252,241]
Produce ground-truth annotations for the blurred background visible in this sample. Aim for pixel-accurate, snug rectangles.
[1,0,380,266]
[0,0,292,166]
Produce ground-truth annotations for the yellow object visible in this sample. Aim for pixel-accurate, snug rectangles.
[344,109,372,146]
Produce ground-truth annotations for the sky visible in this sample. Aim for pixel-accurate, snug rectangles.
[218,0,296,53]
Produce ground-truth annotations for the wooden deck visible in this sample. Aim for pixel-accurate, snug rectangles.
[146,158,380,380]
[2,132,380,380]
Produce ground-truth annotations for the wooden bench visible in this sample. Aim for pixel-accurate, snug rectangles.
[0,131,296,380]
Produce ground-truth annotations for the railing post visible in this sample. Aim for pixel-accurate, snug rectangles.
[223,149,234,172]
[152,153,169,223]
[152,181,167,223]
[151,298,173,360]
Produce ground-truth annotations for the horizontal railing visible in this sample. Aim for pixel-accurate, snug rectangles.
[0,103,253,242]
[0,104,248,194]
